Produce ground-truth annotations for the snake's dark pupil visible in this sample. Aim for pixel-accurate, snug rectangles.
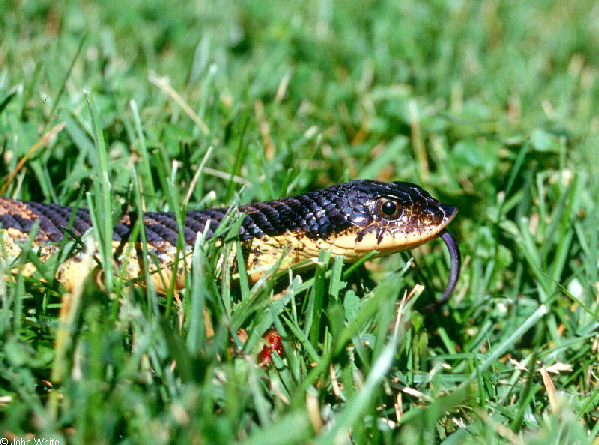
[381,200,397,216]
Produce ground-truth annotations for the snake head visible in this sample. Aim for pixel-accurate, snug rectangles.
[330,180,457,255]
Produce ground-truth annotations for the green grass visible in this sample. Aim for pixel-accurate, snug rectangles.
[1,0,599,443]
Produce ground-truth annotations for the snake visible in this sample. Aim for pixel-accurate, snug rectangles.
[0,180,460,309]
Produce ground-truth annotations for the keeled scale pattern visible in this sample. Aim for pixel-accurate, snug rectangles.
[0,180,444,247]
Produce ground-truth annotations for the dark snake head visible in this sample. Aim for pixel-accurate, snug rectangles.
[324,180,460,310]
[326,180,457,255]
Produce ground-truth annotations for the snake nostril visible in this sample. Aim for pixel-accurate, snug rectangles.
[441,204,458,220]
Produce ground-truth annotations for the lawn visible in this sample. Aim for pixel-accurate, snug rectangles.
[1,1,599,444]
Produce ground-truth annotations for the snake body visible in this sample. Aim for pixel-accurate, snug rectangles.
[0,180,460,305]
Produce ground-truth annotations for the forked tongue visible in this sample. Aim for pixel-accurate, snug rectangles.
[420,229,461,313]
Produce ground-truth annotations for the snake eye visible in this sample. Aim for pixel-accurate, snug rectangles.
[380,199,398,218]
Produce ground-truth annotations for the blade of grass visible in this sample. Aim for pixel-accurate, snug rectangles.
[307,249,331,347]
[130,99,156,204]
[84,90,113,290]
[45,35,86,127]
[187,232,207,355]
[465,305,547,383]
